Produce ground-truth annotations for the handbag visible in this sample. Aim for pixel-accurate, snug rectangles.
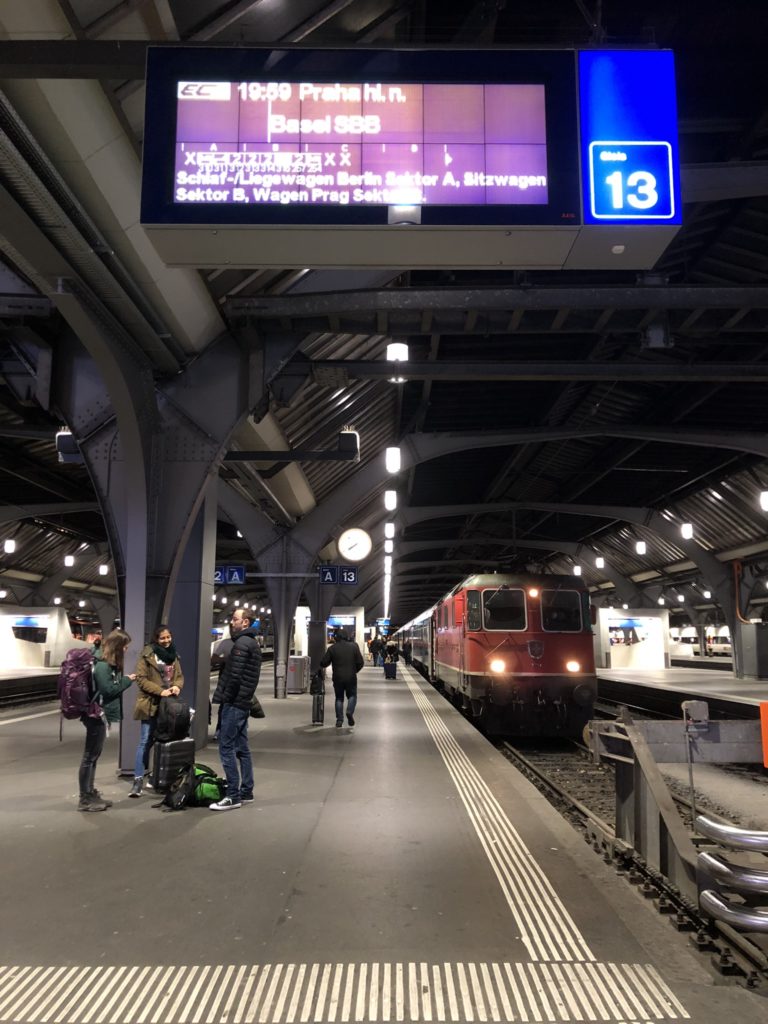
[250,693,265,719]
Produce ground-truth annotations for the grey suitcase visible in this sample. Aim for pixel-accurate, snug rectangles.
[152,737,195,791]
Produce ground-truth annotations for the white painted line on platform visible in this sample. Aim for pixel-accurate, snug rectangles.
[404,673,594,962]
[0,708,59,725]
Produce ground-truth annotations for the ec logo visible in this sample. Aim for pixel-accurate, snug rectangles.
[588,141,675,220]
[177,82,231,101]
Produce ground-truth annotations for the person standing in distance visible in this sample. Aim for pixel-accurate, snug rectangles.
[210,608,261,810]
[320,628,364,728]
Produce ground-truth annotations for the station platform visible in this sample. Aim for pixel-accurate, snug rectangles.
[0,666,58,705]
[599,666,766,713]
[0,665,764,1024]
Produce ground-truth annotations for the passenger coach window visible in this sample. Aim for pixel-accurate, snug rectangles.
[466,591,481,631]
[542,590,582,632]
[483,589,526,631]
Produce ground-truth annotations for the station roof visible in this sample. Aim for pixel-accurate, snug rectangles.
[1,0,767,629]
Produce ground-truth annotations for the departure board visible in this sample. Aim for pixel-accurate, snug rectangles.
[174,81,549,208]
[142,48,581,227]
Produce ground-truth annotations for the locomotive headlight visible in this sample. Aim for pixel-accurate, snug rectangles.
[489,658,506,673]
[528,587,539,598]
[566,660,581,673]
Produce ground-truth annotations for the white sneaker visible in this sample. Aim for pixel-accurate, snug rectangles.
[210,796,241,811]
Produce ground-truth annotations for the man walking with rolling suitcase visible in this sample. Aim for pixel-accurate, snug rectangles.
[210,608,262,810]
[320,628,365,728]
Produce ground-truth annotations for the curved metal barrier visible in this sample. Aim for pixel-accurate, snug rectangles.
[696,814,768,932]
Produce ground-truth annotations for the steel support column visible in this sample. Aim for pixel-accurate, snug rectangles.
[167,477,218,751]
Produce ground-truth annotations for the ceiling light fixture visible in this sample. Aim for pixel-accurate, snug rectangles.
[385,447,401,473]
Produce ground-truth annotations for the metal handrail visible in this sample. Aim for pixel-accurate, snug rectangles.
[698,851,768,894]
[697,815,768,932]
[696,814,768,852]
[699,890,768,933]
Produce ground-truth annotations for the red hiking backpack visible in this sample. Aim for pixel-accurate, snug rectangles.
[58,649,101,722]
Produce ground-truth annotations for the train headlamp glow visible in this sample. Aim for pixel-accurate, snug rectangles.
[528,587,539,598]
[566,660,581,673]
[489,658,506,673]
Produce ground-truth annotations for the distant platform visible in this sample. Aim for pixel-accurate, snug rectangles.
[599,666,765,714]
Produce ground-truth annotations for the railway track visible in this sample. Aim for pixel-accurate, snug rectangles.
[0,680,58,710]
[499,737,768,989]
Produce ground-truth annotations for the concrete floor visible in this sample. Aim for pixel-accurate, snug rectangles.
[0,666,765,1023]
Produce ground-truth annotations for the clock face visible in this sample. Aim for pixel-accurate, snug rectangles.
[338,527,372,562]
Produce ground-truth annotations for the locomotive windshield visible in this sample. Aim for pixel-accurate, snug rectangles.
[483,588,526,630]
[541,589,582,631]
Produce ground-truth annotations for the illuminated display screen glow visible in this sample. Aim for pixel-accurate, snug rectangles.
[141,48,582,227]
[174,81,549,207]
[578,51,681,225]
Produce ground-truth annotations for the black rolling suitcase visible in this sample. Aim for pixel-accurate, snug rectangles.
[383,661,397,680]
[312,692,325,725]
[152,737,195,791]
[309,669,325,725]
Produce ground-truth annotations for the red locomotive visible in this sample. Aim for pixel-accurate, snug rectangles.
[403,573,597,736]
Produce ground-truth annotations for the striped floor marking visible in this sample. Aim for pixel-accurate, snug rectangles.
[404,674,594,963]
[0,961,690,1023]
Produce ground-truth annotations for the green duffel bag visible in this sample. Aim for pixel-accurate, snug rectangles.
[188,763,227,807]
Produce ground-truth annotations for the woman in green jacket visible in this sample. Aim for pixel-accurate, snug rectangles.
[78,629,135,812]
[128,624,184,798]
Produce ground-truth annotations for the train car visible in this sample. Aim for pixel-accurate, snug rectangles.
[401,573,597,737]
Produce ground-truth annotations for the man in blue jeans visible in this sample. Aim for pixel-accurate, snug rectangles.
[210,608,262,810]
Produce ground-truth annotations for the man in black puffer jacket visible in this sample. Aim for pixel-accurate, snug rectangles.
[210,609,262,810]
[320,628,365,729]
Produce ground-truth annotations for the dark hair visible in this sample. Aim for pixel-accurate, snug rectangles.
[153,623,171,641]
[102,628,131,671]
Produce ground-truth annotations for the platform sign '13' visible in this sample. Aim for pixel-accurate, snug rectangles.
[588,141,675,220]
[578,50,681,227]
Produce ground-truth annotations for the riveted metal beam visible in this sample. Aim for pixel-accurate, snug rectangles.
[228,285,768,318]
[285,359,768,383]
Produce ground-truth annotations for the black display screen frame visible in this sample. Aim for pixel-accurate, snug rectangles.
[141,46,581,228]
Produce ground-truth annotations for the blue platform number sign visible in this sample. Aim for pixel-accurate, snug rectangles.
[579,51,681,224]
[319,566,339,585]
[214,565,246,584]
[340,567,358,585]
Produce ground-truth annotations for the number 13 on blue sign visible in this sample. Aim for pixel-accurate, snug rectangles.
[588,141,675,220]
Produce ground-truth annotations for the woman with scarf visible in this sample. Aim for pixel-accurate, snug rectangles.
[128,624,184,798]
